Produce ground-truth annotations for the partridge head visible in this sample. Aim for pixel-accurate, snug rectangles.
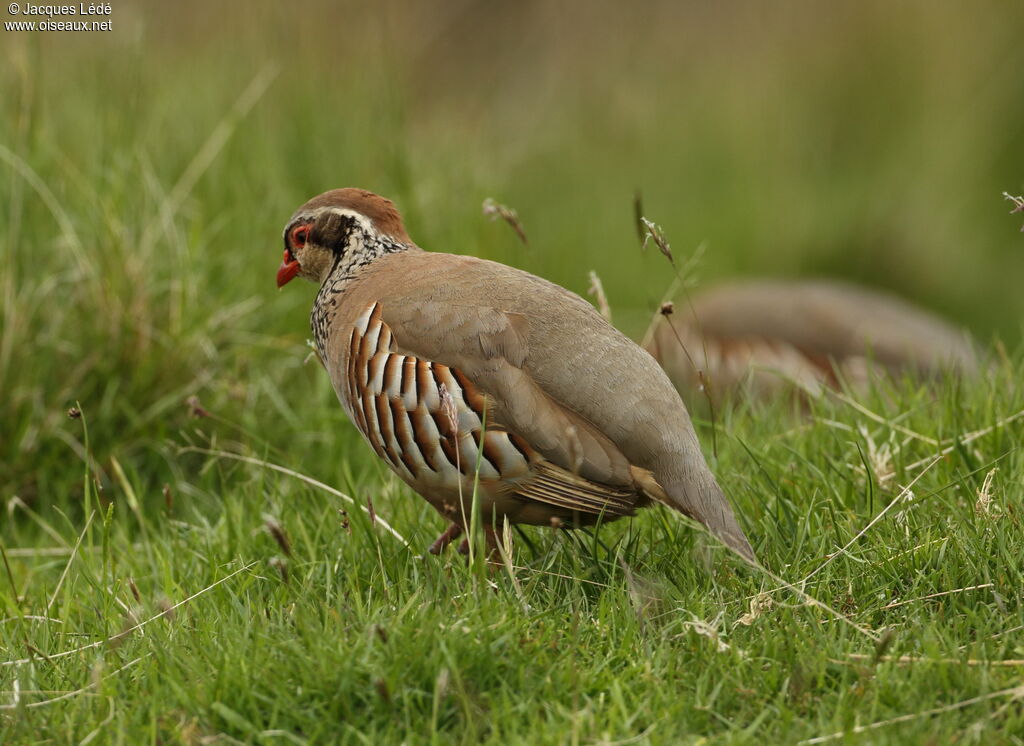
[277,188,756,563]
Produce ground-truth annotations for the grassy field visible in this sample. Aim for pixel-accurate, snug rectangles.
[2,1,1024,743]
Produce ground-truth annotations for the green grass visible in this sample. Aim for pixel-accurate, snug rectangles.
[3,1,1024,743]
[3,366,1024,744]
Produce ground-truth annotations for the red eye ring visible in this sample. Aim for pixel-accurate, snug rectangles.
[291,225,309,247]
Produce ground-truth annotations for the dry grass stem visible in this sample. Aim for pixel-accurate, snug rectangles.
[854,425,897,488]
[974,468,998,516]
[587,270,612,322]
[3,564,256,671]
[497,520,528,611]
[680,612,730,653]
[903,407,1024,473]
[800,455,943,585]
[876,583,994,612]
[263,516,292,557]
[177,447,409,546]
[841,653,1024,667]
[438,383,459,439]
[800,683,1024,744]
[3,562,257,668]
[0,657,145,711]
[45,511,95,613]
[736,593,773,627]
[638,276,683,349]
[640,217,675,265]
[1004,191,1024,231]
[831,392,939,446]
[3,545,142,558]
[745,558,880,642]
[482,198,528,245]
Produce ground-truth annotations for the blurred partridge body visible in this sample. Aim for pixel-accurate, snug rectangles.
[645,280,979,403]
[279,189,754,561]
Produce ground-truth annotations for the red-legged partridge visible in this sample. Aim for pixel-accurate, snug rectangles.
[277,189,754,562]
[645,280,979,404]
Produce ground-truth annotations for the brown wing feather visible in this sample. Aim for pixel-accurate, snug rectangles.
[512,461,639,518]
[377,301,636,489]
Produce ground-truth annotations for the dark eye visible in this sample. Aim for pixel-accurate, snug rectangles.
[291,225,309,248]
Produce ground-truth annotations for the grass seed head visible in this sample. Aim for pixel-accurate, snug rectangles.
[587,270,612,322]
[482,198,528,245]
[263,515,292,556]
[680,612,731,653]
[269,556,289,584]
[435,668,451,701]
[736,593,773,627]
[640,217,675,265]
[1004,192,1024,231]
[438,383,459,438]
[975,468,999,517]
[185,395,210,418]
[873,627,896,663]
[129,577,142,603]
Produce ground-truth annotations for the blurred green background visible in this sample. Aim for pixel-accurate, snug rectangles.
[2,0,1023,501]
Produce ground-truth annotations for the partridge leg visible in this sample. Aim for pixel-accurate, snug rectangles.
[428,522,464,554]
[453,527,504,557]
[455,526,506,566]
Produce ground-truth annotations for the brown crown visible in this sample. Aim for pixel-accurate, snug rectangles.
[294,188,411,244]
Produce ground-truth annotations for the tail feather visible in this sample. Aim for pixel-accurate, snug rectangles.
[658,462,756,564]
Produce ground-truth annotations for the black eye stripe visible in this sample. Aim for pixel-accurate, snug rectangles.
[312,213,356,253]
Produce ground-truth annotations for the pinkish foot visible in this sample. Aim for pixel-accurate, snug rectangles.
[428,523,464,555]
[456,527,504,564]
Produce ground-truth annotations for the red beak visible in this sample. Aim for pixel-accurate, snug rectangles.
[276,250,301,288]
